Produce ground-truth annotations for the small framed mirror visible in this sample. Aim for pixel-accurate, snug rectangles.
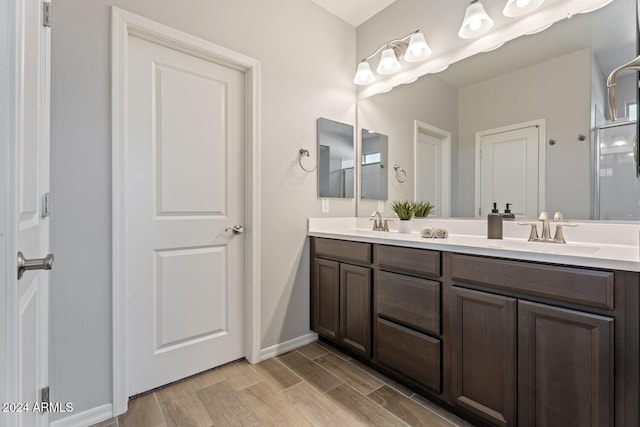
[317,118,355,198]
[360,129,388,200]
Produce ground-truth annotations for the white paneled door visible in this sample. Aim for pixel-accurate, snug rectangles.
[6,1,51,426]
[125,33,246,396]
[476,124,542,218]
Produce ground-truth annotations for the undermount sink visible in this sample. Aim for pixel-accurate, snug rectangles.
[484,238,601,255]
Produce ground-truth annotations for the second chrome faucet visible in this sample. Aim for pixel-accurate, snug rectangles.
[519,211,578,244]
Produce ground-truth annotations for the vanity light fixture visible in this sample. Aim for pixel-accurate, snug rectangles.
[458,0,494,39]
[353,29,431,85]
[503,0,544,17]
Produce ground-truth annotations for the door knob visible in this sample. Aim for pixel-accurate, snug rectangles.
[17,252,54,280]
[224,225,244,235]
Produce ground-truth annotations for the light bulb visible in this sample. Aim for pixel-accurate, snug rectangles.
[459,1,494,39]
[404,32,431,62]
[353,61,375,85]
[503,0,544,17]
[469,18,482,31]
[376,47,401,75]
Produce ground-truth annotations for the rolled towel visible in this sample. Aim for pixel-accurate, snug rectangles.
[421,228,434,238]
[433,228,449,239]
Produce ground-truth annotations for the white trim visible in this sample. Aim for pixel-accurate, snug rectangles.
[259,333,318,361]
[413,120,451,217]
[474,119,546,218]
[111,7,261,417]
[50,404,114,427]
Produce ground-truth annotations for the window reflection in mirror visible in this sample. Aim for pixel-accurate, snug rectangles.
[361,129,388,200]
[317,118,355,198]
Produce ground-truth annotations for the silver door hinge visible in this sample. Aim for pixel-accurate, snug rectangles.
[41,386,50,407]
[42,2,51,27]
[479,150,482,159]
[42,193,50,218]
[479,207,482,216]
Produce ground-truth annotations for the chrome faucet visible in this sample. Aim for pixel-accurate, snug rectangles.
[370,211,389,231]
[607,54,640,120]
[519,211,578,244]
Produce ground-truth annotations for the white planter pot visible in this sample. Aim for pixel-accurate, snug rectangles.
[398,220,412,233]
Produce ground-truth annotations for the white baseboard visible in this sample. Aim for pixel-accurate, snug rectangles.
[259,332,318,361]
[50,403,113,427]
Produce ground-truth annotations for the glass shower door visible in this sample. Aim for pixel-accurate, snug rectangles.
[596,121,640,220]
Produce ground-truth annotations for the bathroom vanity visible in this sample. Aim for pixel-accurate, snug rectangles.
[308,218,640,426]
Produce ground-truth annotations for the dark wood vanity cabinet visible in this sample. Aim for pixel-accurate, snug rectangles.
[449,253,627,427]
[311,238,372,358]
[310,237,639,426]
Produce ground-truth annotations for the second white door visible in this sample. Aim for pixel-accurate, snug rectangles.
[126,33,246,395]
[476,124,541,218]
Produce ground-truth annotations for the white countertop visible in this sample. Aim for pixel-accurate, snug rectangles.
[308,217,640,272]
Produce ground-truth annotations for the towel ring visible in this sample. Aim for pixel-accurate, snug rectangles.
[393,164,407,183]
[298,148,318,172]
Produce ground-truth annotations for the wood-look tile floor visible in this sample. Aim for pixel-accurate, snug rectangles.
[93,342,473,427]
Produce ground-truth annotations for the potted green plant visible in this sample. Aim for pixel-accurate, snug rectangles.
[413,201,435,218]
[391,200,414,233]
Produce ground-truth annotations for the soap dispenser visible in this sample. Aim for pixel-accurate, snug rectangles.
[487,202,503,239]
[503,203,515,220]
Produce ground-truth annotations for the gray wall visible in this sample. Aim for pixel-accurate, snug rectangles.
[458,49,592,218]
[50,0,355,417]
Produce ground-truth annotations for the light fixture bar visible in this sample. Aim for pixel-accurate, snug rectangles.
[353,29,431,86]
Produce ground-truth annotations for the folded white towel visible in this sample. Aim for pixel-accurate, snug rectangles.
[434,228,449,239]
[421,228,434,238]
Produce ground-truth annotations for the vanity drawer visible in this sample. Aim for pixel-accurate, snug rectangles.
[376,317,441,393]
[450,254,615,310]
[375,270,440,335]
[314,238,371,264]
[375,245,441,278]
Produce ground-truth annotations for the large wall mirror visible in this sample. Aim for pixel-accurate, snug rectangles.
[318,117,355,198]
[357,0,639,221]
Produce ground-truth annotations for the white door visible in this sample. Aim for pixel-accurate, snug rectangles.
[416,132,443,213]
[126,34,246,395]
[414,122,451,216]
[6,0,51,426]
[476,124,541,218]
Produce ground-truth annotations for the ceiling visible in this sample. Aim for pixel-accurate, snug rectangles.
[310,0,398,27]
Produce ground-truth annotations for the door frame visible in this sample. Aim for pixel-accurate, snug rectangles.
[413,120,451,216]
[474,119,546,218]
[111,7,261,416]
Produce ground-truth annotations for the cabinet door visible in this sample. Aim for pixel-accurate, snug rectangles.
[450,286,517,427]
[340,264,371,357]
[313,258,340,341]
[518,301,613,427]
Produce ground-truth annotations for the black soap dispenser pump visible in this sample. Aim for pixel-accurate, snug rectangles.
[503,203,515,220]
[488,202,503,239]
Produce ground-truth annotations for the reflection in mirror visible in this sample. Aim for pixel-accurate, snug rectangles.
[317,118,355,199]
[415,123,451,216]
[361,129,388,200]
[356,0,638,220]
